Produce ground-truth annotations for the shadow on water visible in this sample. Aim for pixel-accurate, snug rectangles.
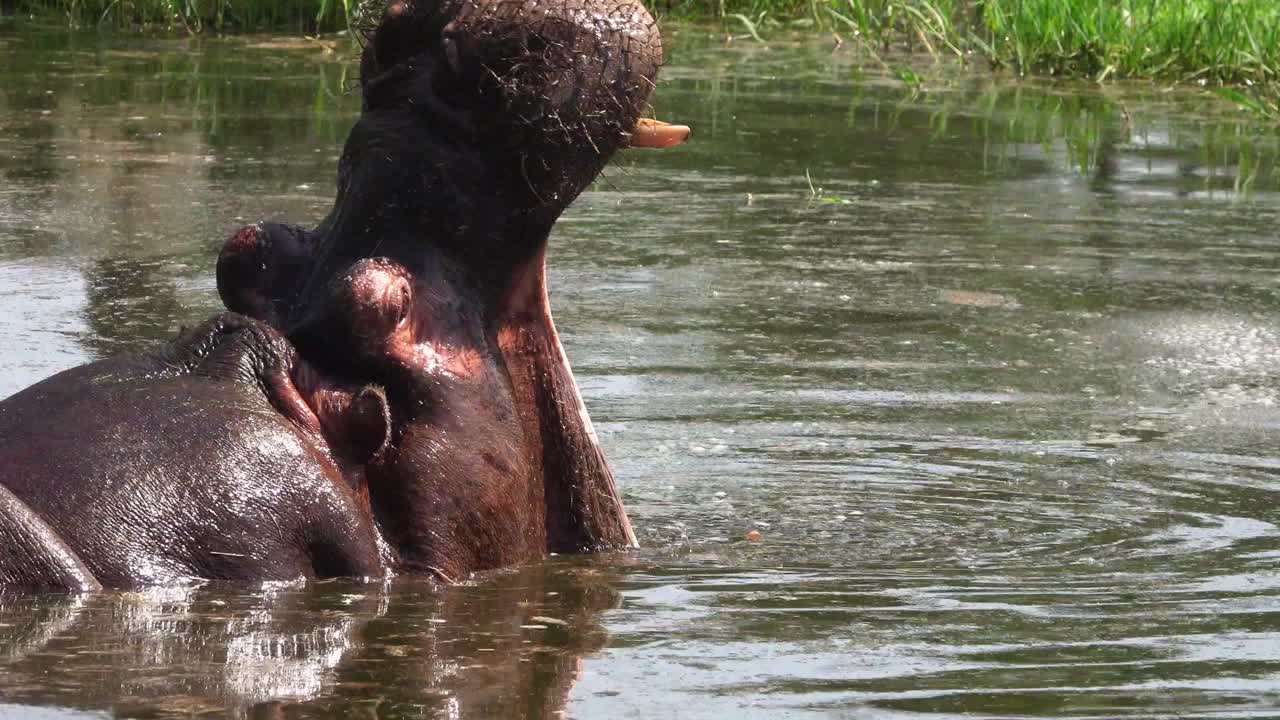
[4,24,1280,720]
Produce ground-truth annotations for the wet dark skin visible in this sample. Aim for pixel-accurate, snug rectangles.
[0,0,687,588]
[0,315,389,589]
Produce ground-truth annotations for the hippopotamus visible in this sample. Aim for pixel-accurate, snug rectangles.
[0,0,688,589]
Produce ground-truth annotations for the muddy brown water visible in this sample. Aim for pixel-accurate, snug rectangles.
[3,25,1280,719]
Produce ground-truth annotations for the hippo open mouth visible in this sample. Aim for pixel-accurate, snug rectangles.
[218,0,688,580]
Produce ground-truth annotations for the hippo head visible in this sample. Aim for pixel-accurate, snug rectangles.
[302,0,686,282]
[219,0,685,579]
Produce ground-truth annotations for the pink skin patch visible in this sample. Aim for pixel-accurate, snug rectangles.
[224,225,261,255]
[498,249,599,442]
[345,258,487,381]
[498,249,639,549]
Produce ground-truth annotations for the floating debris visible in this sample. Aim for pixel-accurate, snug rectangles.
[940,289,1018,308]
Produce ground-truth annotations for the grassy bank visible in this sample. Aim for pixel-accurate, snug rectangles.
[694,0,1280,112]
[702,0,1280,84]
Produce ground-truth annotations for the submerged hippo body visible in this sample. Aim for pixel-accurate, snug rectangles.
[0,0,687,588]
[0,315,389,589]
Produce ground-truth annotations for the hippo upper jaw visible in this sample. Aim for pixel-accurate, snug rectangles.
[287,0,689,310]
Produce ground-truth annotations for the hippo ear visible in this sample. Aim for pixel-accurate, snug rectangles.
[352,386,393,464]
[336,386,393,465]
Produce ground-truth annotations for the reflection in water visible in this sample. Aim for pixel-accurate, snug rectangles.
[3,26,1280,720]
[0,564,619,718]
[82,256,185,356]
[0,31,356,362]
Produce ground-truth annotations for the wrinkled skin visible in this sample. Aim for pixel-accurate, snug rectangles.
[0,314,390,588]
[0,0,678,587]
[218,0,682,581]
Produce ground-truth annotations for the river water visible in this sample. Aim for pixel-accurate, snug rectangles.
[3,23,1280,719]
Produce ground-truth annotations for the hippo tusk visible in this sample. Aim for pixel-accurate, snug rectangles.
[626,118,691,149]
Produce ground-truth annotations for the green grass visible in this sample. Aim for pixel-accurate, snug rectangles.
[666,0,1280,116]
[979,0,1280,85]
[690,0,1280,84]
[1,0,370,32]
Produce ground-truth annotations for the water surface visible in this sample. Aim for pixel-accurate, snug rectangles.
[3,26,1280,719]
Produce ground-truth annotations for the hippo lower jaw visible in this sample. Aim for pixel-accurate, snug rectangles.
[499,248,639,552]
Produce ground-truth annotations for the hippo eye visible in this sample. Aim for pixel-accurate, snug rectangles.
[339,258,414,342]
[374,273,412,335]
[395,284,412,328]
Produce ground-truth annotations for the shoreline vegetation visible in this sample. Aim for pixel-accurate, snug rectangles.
[0,0,371,34]
[708,0,1280,117]
[2,0,1279,117]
